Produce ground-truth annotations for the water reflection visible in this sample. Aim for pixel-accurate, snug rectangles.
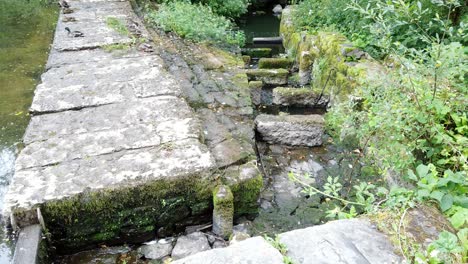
[0,1,58,262]
[0,147,15,262]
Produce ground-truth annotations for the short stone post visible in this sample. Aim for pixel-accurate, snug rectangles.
[212,185,234,239]
[299,51,313,86]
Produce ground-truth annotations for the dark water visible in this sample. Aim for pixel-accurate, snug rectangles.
[239,9,281,44]
[0,2,58,262]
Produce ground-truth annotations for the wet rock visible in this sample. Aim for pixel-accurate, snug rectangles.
[247,69,289,86]
[229,232,251,244]
[212,240,227,248]
[171,232,211,260]
[273,4,283,14]
[172,237,283,264]
[405,205,455,250]
[258,58,293,69]
[299,51,313,86]
[241,48,272,58]
[279,219,401,263]
[273,87,329,108]
[138,239,174,260]
[249,81,263,106]
[212,185,234,239]
[233,221,253,236]
[255,114,324,147]
[211,138,249,168]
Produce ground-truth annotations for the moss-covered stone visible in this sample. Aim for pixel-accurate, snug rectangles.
[249,81,263,106]
[41,175,216,254]
[241,48,272,58]
[212,185,234,239]
[223,161,263,218]
[242,55,251,67]
[246,69,289,86]
[258,58,294,69]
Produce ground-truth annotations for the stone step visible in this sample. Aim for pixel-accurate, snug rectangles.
[255,114,325,147]
[173,219,401,264]
[172,236,284,264]
[246,69,289,86]
[273,87,329,108]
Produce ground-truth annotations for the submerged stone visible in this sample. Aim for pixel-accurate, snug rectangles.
[246,69,289,86]
[255,114,324,147]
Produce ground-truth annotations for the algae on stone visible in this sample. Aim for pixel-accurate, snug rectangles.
[212,185,234,239]
[246,69,289,86]
[258,58,293,69]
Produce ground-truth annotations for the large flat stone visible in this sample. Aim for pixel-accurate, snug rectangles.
[255,114,325,147]
[5,138,214,226]
[279,219,402,264]
[18,97,200,170]
[53,1,138,51]
[31,54,180,113]
[172,237,284,264]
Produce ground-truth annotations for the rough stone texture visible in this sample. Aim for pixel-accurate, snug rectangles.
[3,0,222,253]
[255,114,325,147]
[13,225,42,264]
[52,1,144,51]
[279,219,402,264]
[5,0,263,254]
[212,185,234,239]
[171,232,211,260]
[249,81,263,106]
[273,87,329,108]
[172,237,284,264]
[246,69,289,86]
[138,240,174,260]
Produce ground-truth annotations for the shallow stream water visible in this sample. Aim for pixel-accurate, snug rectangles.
[0,4,58,262]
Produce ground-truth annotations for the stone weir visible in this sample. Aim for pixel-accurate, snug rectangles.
[4,0,261,256]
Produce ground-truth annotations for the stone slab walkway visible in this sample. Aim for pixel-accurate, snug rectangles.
[3,0,217,247]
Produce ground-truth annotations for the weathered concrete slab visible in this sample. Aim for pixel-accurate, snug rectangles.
[13,225,43,264]
[53,1,140,51]
[31,54,179,113]
[172,237,284,264]
[279,219,402,264]
[255,114,325,147]
[6,138,214,226]
[18,97,200,170]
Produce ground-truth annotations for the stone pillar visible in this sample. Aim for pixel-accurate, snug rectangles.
[299,51,313,86]
[212,185,234,239]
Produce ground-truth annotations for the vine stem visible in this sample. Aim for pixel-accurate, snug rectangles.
[398,207,410,262]
[289,174,366,206]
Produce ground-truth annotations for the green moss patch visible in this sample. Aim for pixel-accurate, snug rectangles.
[241,48,272,58]
[258,58,294,69]
[41,175,215,253]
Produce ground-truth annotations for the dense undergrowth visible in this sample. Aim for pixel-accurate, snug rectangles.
[145,0,249,46]
[289,0,467,262]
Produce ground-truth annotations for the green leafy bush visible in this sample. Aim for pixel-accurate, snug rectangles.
[147,1,245,46]
[292,0,467,57]
[195,0,249,18]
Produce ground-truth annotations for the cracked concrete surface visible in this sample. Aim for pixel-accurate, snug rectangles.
[3,0,216,227]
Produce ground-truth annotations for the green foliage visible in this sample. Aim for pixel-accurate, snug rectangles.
[147,1,245,46]
[194,0,249,18]
[292,0,467,58]
[106,17,129,36]
[0,0,53,24]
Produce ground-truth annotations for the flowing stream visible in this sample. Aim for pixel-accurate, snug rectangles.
[0,3,58,262]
